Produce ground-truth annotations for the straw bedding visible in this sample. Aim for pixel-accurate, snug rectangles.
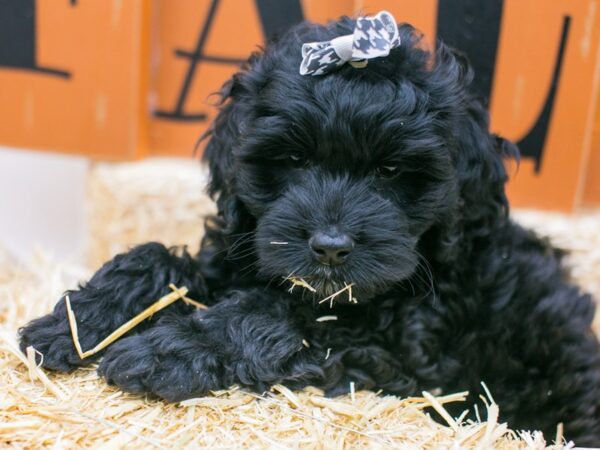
[1,159,598,449]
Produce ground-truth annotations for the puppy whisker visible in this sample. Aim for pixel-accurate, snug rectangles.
[225,247,257,261]
[413,250,437,303]
[238,260,259,277]
[212,232,256,258]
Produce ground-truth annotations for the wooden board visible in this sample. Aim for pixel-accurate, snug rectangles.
[582,103,600,206]
[0,0,149,160]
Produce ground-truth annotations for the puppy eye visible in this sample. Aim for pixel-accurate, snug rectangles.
[288,153,307,167]
[376,164,400,178]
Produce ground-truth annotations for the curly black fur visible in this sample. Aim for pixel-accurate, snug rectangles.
[19,17,600,444]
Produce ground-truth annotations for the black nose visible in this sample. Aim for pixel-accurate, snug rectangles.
[309,230,354,266]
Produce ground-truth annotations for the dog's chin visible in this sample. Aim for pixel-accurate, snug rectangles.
[272,265,397,304]
[306,277,391,305]
[307,273,352,297]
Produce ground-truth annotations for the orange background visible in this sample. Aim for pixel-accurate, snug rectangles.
[0,0,149,160]
[0,0,599,210]
[583,107,600,204]
[490,1,600,209]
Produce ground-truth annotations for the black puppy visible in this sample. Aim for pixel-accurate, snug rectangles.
[20,14,600,444]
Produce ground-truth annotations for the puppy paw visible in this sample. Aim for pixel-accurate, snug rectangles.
[97,335,155,395]
[18,307,85,371]
[19,293,108,371]
[98,332,223,402]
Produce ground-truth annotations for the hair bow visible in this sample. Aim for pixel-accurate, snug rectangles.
[299,11,401,76]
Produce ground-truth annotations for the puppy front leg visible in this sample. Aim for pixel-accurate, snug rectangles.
[98,289,324,401]
[19,243,208,371]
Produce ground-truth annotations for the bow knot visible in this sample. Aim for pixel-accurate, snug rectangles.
[299,11,401,76]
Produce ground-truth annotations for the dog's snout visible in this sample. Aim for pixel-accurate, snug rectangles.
[309,230,354,266]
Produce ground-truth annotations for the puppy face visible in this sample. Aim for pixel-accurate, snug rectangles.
[236,71,459,300]
[205,21,508,301]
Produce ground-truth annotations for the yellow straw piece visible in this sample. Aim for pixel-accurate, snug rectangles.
[66,286,190,359]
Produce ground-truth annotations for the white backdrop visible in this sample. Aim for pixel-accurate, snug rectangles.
[0,147,88,263]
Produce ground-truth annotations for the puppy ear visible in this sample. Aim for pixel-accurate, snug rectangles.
[201,77,241,201]
[198,75,254,284]
[455,100,515,227]
[432,43,519,227]
[200,74,255,231]
[424,43,520,268]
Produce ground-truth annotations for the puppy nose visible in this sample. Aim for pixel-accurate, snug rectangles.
[309,231,354,266]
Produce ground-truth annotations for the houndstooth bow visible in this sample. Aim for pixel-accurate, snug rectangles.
[299,11,401,76]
